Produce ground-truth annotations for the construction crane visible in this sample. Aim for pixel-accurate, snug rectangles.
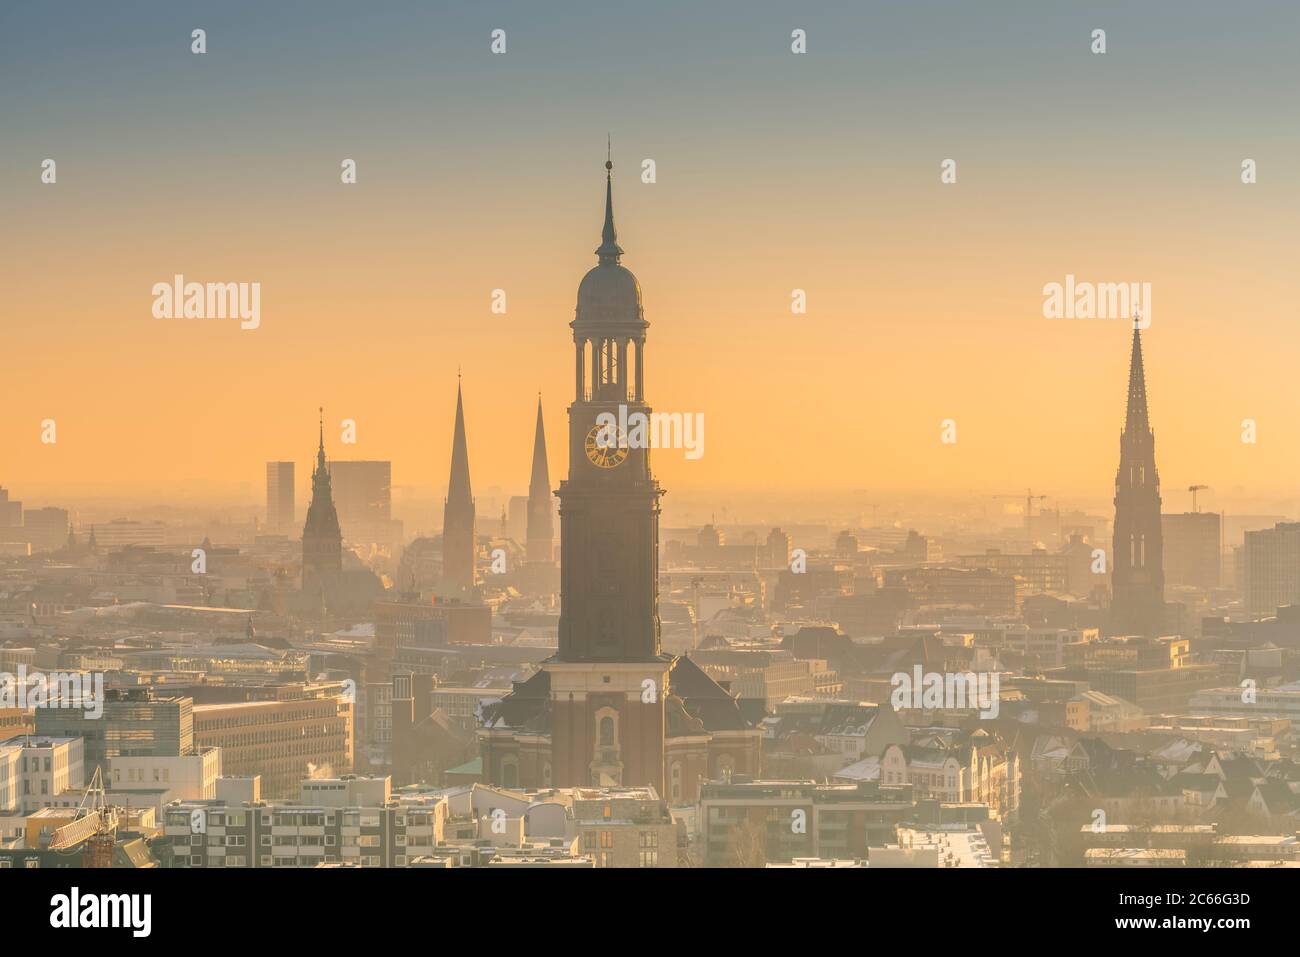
[1188,484,1210,513]
[992,489,1049,530]
[47,767,119,867]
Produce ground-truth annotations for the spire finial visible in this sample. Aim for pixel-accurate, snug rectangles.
[596,142,623,264]
[315,406,328,476]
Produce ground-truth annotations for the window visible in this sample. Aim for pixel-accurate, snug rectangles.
[599,716,615,747]
[600,830,614,849]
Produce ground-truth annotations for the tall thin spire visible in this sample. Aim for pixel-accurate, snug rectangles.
[442,380,476,591]
[529,395,550,495]
[447,381,473,506]
[596,147,623,264]
[1124,322,1150,435]
[526,394,554,562]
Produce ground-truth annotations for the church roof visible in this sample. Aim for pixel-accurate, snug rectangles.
[479,668,551,732]
[667,657,755,733]
[479,656,759,737]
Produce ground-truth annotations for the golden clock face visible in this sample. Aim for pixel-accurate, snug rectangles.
[585,425,629,469]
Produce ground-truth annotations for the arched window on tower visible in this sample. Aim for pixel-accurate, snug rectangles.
[599,715,615,747]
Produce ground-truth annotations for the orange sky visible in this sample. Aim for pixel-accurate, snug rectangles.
[3,5,1297,513]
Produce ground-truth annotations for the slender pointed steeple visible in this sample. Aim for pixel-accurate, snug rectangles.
[595,145,623,264]
[526,395,554,562]
[529,395,550,494]
[447,380,473,507]
[1124,324,1150,434]
[442,379,476,591]
[1111,320,1164,636]
[316,406,328,474]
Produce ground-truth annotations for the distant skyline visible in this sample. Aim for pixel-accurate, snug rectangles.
[3,1,1298,503]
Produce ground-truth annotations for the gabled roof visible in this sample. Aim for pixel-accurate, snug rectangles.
[1251,780,1300,816]
[668,656,755,732]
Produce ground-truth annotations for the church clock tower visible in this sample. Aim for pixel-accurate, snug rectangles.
[477,155,764,797]
[550,156,668,790]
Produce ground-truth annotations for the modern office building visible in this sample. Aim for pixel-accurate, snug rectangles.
[34,688,194,775]
[266,461,295,534]
[1241,522,1300,615]
[192,691,352,798]
[1162,512,1221,590]
[0,736,84,813]
[329,460,400,544]
[21,507,70,553]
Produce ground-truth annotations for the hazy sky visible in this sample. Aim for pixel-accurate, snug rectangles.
[2,1,1297,511]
